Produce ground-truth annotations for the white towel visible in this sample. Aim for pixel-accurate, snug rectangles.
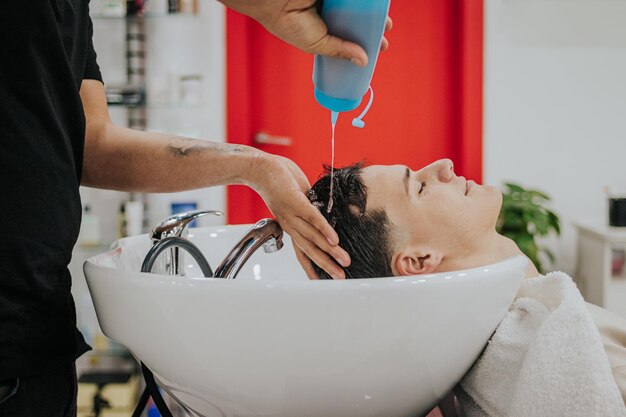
[456,271,626,417]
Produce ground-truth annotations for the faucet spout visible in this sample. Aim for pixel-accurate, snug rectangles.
[150,210,223,276]
[214,219,284,279]
[151,210,223,242]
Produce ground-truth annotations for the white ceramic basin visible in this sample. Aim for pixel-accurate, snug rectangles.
[84,224,527,417]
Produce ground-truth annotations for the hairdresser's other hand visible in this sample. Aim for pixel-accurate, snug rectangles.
[250,153,350,279]
[219,0,393,67]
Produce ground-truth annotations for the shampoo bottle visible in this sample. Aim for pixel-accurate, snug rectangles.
[313,0,391,117]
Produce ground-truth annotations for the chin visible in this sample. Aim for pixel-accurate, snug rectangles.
[483,184,502,199]
[485,187,503,220]
[493,186,503,202]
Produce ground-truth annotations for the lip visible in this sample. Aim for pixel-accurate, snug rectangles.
[458,176,467,195]
[465,180,476,195]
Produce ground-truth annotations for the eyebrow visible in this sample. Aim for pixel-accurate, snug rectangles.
[403,167,410,196]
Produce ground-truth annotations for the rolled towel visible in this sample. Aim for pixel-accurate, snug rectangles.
[455,272,626,417]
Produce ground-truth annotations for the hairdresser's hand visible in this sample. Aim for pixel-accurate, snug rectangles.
[219,0,393,67]
[250,153,350,279]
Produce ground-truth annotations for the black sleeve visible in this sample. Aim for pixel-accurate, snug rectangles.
[84,15,103,82]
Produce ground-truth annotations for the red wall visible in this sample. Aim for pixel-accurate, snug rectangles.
[226,0,483,224]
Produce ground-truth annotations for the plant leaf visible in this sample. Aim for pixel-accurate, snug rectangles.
[499,181,560,272]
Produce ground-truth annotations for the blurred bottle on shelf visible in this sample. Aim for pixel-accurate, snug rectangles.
[126,0,145,15]
[168,0,178,13]
[178,0,199,14]
[118,202,127,238]
[180,74,203,105]
[125,200,144,236]
[613,248,626,278]
[144,0,168,15]
[95,0,127,17]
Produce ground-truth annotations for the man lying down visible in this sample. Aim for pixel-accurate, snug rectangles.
[307,159,626,417]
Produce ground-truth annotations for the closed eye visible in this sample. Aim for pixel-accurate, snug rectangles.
[418,181,426,194]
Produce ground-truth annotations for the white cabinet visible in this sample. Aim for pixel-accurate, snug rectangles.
[573,219,626,318]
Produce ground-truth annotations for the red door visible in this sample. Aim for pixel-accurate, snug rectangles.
[226,0,483,224]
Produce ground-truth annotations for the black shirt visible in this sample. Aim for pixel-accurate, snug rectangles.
[0,0,102,379]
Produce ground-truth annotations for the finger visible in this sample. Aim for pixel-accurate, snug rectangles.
[385,16,393,33]
[293,243,320,280]
[289,216,350,267]
[310,34,369,67]
[380,37,389,52]
[289,229,346,279]
[298,200,341,247]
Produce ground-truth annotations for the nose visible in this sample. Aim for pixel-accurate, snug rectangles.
[430,159,455,183]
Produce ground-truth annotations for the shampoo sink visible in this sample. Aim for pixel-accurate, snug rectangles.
[84,224,526,417]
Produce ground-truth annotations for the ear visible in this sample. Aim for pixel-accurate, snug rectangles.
[393,250,443,276]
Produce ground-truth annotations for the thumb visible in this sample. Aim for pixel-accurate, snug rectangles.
[296,9,369,67]
[313,34,369,67]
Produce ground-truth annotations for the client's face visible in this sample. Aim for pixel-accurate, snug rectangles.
[361,159,502,272]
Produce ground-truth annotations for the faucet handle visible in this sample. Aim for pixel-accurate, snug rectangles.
[151,210,223,242]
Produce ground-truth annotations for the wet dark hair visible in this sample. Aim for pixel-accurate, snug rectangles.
[308,163,394,279]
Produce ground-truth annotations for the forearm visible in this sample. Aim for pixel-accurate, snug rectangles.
[82,122,265,193]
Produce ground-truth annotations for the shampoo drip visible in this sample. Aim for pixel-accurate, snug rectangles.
[327,111,339,213]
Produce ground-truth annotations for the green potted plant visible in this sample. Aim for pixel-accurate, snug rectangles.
[497,183,561,273]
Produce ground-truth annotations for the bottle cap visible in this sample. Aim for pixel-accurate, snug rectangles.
[314,87,362,113]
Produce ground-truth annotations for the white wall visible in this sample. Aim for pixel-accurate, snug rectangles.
[484,0,626,274]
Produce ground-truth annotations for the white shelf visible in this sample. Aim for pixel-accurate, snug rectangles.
[572,218,626,243]
[573,217,626,318]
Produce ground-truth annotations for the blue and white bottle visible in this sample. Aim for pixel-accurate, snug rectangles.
[313,0,391,123]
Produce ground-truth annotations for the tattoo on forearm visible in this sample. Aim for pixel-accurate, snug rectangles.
[167,137,245,157]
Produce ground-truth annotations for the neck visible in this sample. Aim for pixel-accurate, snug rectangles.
[438,231,540,279]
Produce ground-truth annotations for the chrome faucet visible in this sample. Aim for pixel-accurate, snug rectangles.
[214,218,284,279]
[151,210,223,275]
